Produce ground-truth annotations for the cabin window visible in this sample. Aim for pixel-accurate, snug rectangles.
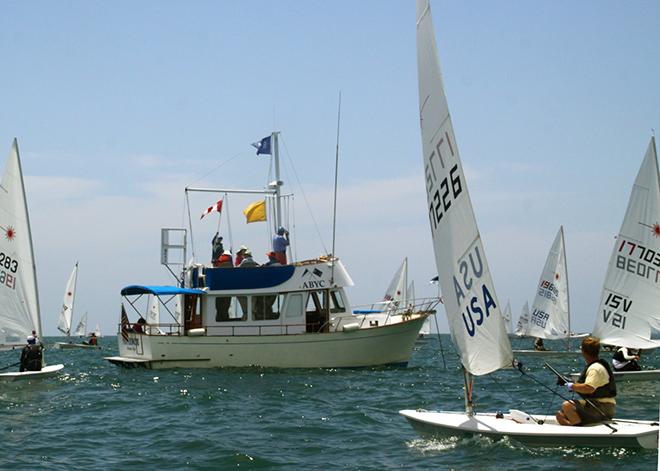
[284,293,303,319]
[329,290,345,313]
[251,294,283,321]
[215,296,248,322]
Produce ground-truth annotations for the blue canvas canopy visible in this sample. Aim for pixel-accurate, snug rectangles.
[121,285,205,296]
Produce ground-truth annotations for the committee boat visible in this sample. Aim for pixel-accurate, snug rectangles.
[399,0,658,448]
[0,139,64,381]
[105,133,436,369]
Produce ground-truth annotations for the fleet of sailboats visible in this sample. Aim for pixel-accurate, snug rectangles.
[0,2,657,454]
[399,0,658,448]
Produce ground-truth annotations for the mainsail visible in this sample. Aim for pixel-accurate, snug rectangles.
[147,294,163,335]
[502,299,513,334]
[524,227,570,339]
[73,312,87,337]
[384,258,408,308]
[57,263,78,335]
[593,138,660,349]
[515,301,530,337]
[0,139,41,344]
[416,0,512,375]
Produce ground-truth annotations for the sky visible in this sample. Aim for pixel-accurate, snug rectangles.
[0,1,659,336]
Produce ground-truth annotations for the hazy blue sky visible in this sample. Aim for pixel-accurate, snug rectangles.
[1,1,659,335]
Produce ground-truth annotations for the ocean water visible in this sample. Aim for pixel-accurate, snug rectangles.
[0,336,657,470]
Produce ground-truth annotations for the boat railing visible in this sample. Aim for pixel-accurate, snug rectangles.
[350,297,440,327]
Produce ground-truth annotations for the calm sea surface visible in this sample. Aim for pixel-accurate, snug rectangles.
[0,336,657,470]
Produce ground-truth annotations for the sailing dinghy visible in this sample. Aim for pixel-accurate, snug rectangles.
[399,0,658,448]
[54,263,99,349]
[0,139,64,381]
[514,301,530,337]
[514,227,581,355]
[579,137,660,382]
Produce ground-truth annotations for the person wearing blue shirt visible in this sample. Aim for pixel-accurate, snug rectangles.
[272,226,289,264]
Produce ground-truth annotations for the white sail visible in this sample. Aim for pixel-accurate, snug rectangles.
[73,311,87,337]
[57,262,78,335]
[384,258,408,308]
[407,280,415,306]
[93,323,102,338]
[147,294,163,335]
[174,295,182,326]
[0,140,41,345]
[416,0,512,375]
[502,299,512,334]
[524,227,570,340]
[593,138,660,349]
[515,301,530,337]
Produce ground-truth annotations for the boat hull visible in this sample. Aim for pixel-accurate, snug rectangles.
[0,364,64,382]
[53,342,100,350]
[569,369,660,382]
[512,349,581,356]
[106,316,426,369]
[400,410,659,449]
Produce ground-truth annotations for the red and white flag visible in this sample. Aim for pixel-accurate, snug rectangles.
[201,199,223,219]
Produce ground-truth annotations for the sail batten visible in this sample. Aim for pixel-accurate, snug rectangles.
[416,0,512,376]
[594,137,660,349]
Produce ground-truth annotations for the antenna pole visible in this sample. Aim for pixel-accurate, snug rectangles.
[331,92,342,285]
[273,131,282,233]
[185,189,196,261]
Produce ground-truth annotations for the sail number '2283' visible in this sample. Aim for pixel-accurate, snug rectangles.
[0,253,18,291]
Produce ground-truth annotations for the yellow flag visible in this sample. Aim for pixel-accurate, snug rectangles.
[243,200,267,223]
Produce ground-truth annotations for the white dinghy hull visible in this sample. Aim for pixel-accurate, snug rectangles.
[400,409,659,449]
[53,342,100,350]
[512,349,581,356]
[569,369,660,382]
[0,364,64,382]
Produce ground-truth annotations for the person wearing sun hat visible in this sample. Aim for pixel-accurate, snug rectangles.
[235,245,249,267]
[238,249,258,267]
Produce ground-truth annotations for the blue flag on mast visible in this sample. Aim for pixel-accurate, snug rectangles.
[252,135,272,155]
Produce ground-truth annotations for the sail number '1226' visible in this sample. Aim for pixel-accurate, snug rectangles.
[428,164,462,230]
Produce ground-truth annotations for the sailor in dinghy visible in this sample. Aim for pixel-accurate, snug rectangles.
[400,0,659,449]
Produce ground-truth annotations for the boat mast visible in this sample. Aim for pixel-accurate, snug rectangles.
[331,92,341,286]
[562,226,571,352]
[71,262,78,338]
[463,368,474,416]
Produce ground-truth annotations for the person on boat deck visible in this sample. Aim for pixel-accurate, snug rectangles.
[612,346,641,372]
[263,252,282,267]
[235,245,248,267]
[272,226,289,265]
[555,336,616,426]
[217,250,233,268]
[133,317,147,334]
[534,337,546,351]
[211,233,224,267]
[85,332,98,346]
[19,340,42,372]
[238,250,259,267]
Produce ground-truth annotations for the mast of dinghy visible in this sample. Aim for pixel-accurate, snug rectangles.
[562,226,571,352]
[463,368,474,416]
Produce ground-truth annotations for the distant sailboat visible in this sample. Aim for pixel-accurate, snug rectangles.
[54,263,99,349]
[514,301,530,337]
[502,299,513,335]
[399,0,658,448]
[0,139,63,380]
[514,227,581,355]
